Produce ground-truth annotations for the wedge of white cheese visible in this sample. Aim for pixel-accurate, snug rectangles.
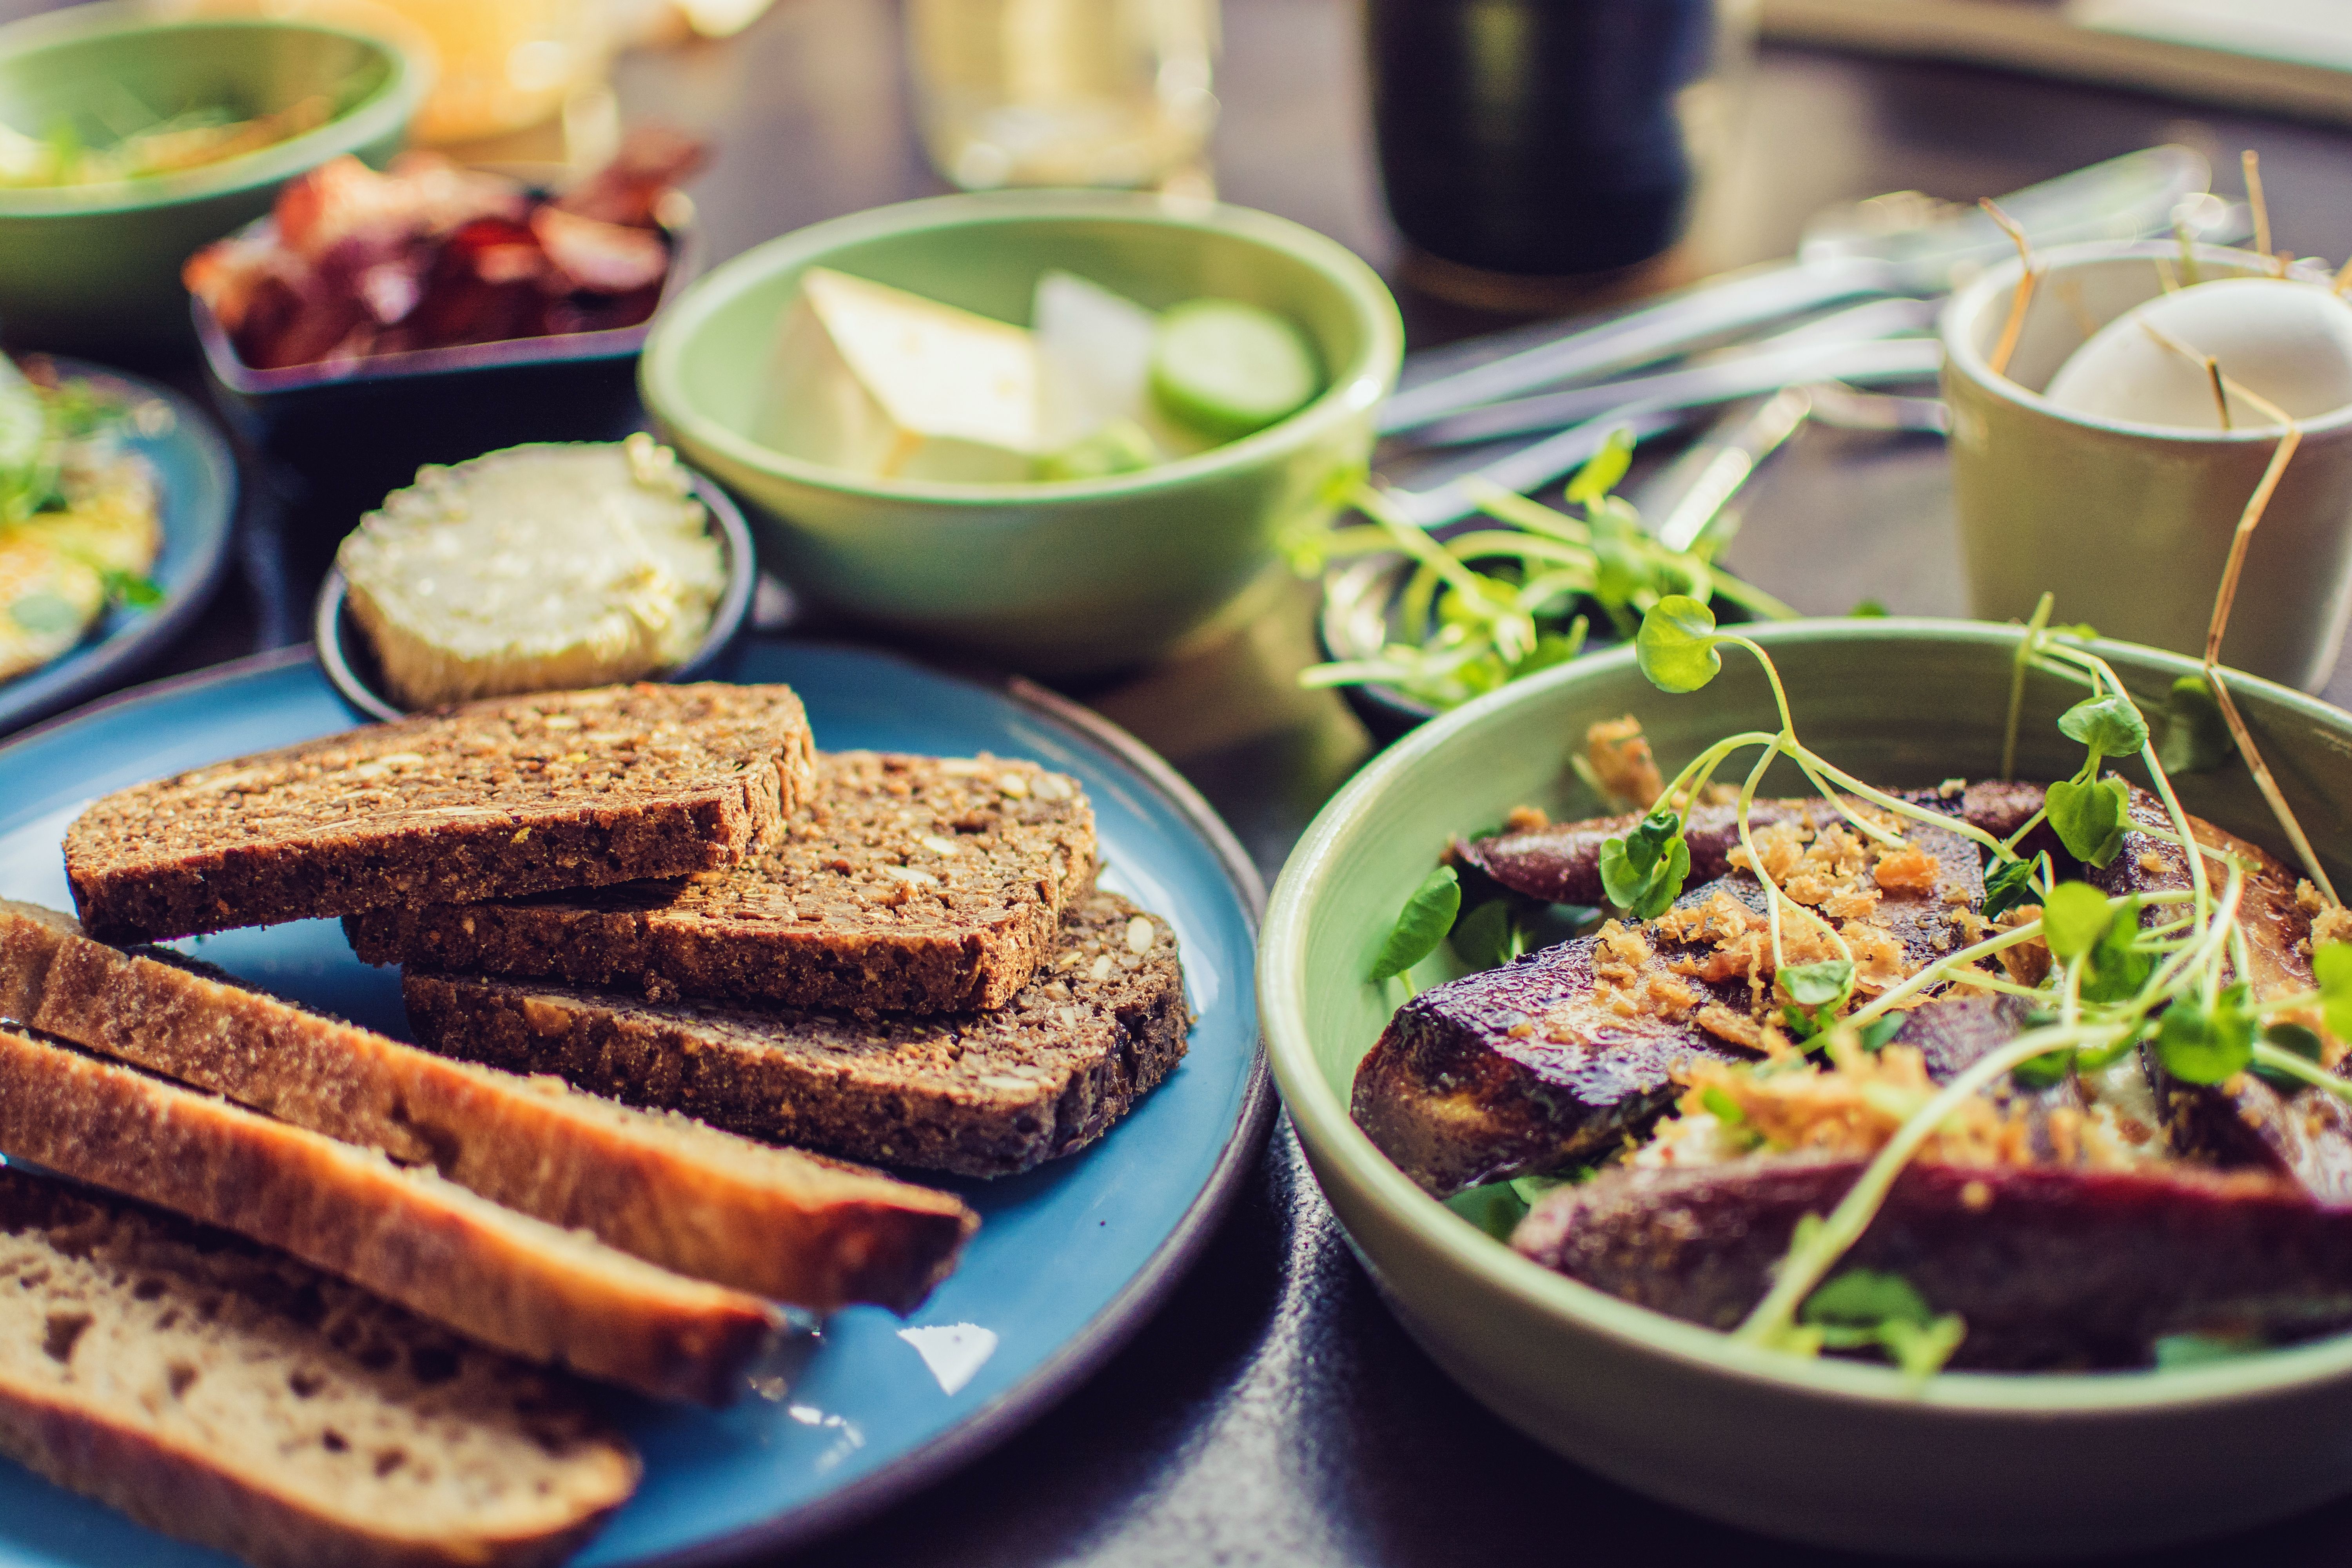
[338,436,725,708]
[1033,270,1205,463]
[759,267,1042,483]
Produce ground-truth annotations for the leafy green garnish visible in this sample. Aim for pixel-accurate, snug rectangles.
[1564,425,1635,506]
[1449,898,1524,971]
[1980,855,2039,919]
[2154,983,2257,1084]
[100,568,163,610]
[2056,693,2150,758]
[1849,598,1889,618]
[1700,1085,1746,1123]
[1857,1014,1906,1052]
[2314,942,2352,1040]
[2158,675,2235,774]
[1800,1268,1966,1379]
[2038,881,2112,961]
[2046,775,2130,868]
[1370,866,1461,984]
[1597,807,1690,919]
[2252,1021,2327,1092]
[1634,594,1723,693]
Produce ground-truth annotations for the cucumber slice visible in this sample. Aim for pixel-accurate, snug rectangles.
[1033,419,1160,482]
[1149,300,1322,441]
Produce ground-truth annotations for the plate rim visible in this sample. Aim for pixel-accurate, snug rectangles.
[0,639,1276,1566]
[0,357,239,736]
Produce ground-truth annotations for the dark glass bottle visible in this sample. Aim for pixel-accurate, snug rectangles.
[1365,0,1718,278]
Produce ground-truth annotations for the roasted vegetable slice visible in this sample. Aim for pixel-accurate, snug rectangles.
[1512,1153,2352,1369]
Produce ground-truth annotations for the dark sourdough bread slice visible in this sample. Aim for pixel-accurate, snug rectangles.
[403,892,1189,1178]
[0,1166,638,1568]
[348,751,1096,1014]
[0,899,975,1315]
[0,1025,777,1405]
[64,683,818,944]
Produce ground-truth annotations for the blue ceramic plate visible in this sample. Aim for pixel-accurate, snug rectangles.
[0,358,237,737]
[0,641,1269,1567]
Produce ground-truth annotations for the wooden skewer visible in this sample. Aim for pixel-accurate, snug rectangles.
[2244,149,2282,276]
[1980,198,2040,379]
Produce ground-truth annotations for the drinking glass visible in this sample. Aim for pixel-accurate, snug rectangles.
[906,0,1220,191]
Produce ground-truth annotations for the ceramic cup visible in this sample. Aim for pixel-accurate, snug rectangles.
[1941,241,2352,691]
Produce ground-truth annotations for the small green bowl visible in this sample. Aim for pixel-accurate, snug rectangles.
[0,3,428,353]
[640,190,1402,677]
[1261,617,2352,1560]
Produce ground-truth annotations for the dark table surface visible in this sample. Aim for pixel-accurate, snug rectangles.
[16,1,2352,1563]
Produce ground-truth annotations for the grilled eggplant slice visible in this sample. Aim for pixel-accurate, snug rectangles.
[1354,800,1987,1198]
[1511,1153,2352,1368]
[1457,782,2043,906]
[2091,787,2352,1198]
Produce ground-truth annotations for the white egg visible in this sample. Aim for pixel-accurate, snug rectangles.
[2042,276,2352,432]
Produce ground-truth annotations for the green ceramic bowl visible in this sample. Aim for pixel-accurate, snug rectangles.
[0,4,428,352]
[1261,617,2352,1560]
[639,191,1402,677]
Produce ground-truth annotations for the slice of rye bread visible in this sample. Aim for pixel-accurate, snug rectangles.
[0,1168,637,1568]
[0,1025,778,1405]
[403,892,1190,1178]
[348,751,1098,1014]
[63,682,819,944]
[0,900,976,1315]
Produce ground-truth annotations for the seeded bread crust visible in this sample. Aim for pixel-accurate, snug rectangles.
[403,893,1190,1178]
[0,899,975,1315]
[0,1026,778,1404]
[64,684,818,944]
[349,751,1097,1014]
[0,1167,638,1568]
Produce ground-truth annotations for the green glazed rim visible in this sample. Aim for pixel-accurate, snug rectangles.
[640,188,1405,505]
[1261,616,2352,1417]
[0,3,430,219]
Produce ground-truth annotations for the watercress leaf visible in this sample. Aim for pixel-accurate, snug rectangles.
[2314,942,2352,1042]
[1849,598,1889,618]
[100,568,163,610]
[2038,881,2114,962]
[2073,1028,2140,1073]
[1778,960,1854,1011]
[2046,775,2129,868]
[1879,1312,1968,1381]
[2157,675,2235,774]
[2081,893,2150,1003]
[1564,425,1636,506]
[2252,1020,2328,1091]
[1980,855,2039,920]
[1590,534,1650,610]
[1700,1085,1746,1124]
[1370,866,1461,982]
[1802,1268,1933,1329]
[1449,898,1521,972]
[2009,1049,2074,1089]
[1599,809,1690,918]
[2155,998,2255,1085]
[1858,1014,1906,1053]
[2057,693,2150,759]
[1635,595,1722,693]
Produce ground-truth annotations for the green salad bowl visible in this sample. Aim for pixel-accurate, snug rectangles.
[1261,617,2352,1560]
[0,3,428,353]
[640,190,1401,678]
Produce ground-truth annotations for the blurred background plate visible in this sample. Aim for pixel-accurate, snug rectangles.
[0,356,234,735]
[0,637,1269,1567]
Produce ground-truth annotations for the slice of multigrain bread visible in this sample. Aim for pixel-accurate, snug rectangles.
[64,683,818,944]
[0,900,976,1315]
[348,751,1096,1014]
[0,1167,638,1568]
[0,1025,778,1405]
[403,892,1190,1178]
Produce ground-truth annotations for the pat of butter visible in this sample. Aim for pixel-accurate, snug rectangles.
[760,268,1040,483]
[338,437,725,709]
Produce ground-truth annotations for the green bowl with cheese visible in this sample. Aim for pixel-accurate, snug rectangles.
[639,190,1403,677]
